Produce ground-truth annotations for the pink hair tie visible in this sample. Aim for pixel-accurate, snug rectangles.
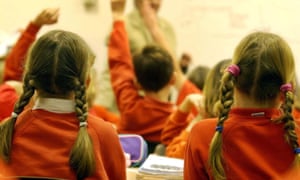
[280,83,293,92]
[227,64,240,77]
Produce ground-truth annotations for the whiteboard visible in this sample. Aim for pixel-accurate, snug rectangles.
[1,0,300,75]
[158,0,300,73]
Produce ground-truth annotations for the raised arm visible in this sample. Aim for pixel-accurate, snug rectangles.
[109,0,143,114]
[140,0,185,90]
[3,8,59,82]
[161,94,203,145]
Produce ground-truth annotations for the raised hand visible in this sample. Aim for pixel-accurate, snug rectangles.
[32,8,60,27]
[179,94,204,113]
[111,0,126,20]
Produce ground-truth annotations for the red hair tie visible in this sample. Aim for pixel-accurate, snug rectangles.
[280,83,293,92]
[227,64,240,77]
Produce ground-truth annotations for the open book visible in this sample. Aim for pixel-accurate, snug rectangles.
[137,154,184,180]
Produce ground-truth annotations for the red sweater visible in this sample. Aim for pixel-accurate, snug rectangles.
[184,108,300,180]
[293,108,300,119]
[108,21,201,142]
[89,104,120,126]
[0,84,19,121]
[3,22,40,82]
[3,109,126,180]
[161,110,191,145]
[0,22,39,121]
[108,21,174,142]
[176,80,201,106]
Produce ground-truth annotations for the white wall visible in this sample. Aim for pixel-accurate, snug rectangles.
[1,0,300,74]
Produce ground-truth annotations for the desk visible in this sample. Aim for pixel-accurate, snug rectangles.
[126,168,138,180]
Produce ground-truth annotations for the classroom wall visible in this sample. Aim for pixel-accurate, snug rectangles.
[1,0,300,75]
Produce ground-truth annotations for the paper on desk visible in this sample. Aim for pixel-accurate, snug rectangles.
[138,154,184,176]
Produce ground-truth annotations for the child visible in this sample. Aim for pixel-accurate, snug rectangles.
[108,0,200,153]
[0,29,126,179]
[184,32,300,179]
[0,8,120,126]
[161,59,231,159]
[187,65,210,91]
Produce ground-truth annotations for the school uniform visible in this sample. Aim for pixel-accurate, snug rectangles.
[0,84,18,121]
[89,104,120,125]
[3,22,40,82]
[0,22,39,121]
[4,98,126,180]
[165,130,189,159]
[109,21,198,150]
[176,80,201,106]
[293,108,300,119]
[161,110,191,146]
[184,108,300,180]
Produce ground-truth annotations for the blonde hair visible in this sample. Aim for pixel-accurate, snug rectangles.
[203,59,231,118]
[0,30,96,179]
[209,32,298,179]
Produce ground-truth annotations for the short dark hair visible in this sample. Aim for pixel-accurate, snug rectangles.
[133,45,174,92]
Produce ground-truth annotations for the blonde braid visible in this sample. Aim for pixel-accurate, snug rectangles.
[280,88,300,164]
[69,80,95,179]
[209,72,235,180]
[0,78,35,161]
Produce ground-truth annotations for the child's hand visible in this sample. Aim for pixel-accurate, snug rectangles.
[32,8,60,27]
[179,94,204,113]
[111,0,126,20]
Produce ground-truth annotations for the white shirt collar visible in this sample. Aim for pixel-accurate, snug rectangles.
[32,98,75,113]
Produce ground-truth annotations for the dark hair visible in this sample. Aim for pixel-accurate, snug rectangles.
[209,32,298,179]
[0,30,95,179]
[133,45,174,92]
[187,65,210,90]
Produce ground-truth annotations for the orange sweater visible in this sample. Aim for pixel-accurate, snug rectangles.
[89,104,120,125]
[165,130,189,159]
[0,22,39,121]
[3,22,40,82]
[0,22,119,125]
[184,108,300,180]
[161,110,191,145]
[0,84,18,121]
[3,109,126,180]
[293,108,300,119]
[176,80,201,106]
[108,21,200,143]
[108,21,174,142]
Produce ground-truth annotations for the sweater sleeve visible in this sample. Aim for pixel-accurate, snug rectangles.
[108,21,141,116]
[3,22,40,82]
[0,84,19,121]
[176,80,201,105]
[165,130,189,159]
[161,110,192,145]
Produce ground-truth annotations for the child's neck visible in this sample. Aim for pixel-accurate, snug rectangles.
[144,87,171,103]
[233,90,281,109]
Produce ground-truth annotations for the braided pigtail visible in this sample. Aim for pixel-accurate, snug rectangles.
[280,84,300,164]
[209,65,239,180]
[69,79,95,179]
[0,78,35,161]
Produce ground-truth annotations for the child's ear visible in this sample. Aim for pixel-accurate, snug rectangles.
[134,78,143,90]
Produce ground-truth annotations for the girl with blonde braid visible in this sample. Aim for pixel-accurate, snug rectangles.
[0,30,126,180]
[184,32,300,180]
